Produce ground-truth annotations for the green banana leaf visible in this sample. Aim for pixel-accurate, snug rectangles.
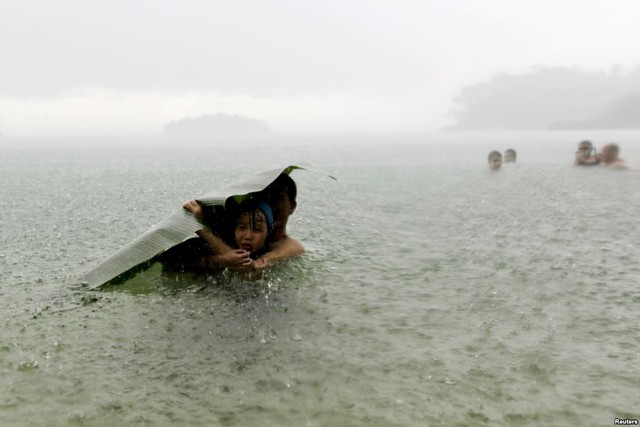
[79,163,334,289]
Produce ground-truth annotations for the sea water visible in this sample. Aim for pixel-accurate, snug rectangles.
[1,131,639,426]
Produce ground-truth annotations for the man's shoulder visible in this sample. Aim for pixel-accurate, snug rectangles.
[271,235,304,251]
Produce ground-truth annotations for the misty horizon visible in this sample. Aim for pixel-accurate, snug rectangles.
[1,65,638,140]
[1,1,639,138]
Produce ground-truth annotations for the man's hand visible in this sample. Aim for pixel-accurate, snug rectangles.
[251,257,270,273]
[183,200,205,223]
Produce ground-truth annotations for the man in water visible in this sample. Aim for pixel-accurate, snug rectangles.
[575,140,600,166]
[600,143,628,169]
[503,148,516,163]
[183,173,304,272]
[488,151,502,171]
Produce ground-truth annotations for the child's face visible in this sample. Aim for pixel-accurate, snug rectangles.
[488,154,502,170]
[577,143,593,159]
[234,210,268,254]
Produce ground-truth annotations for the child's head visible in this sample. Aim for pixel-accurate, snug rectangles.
[577,140,594,159]
[233,200,274,257]
[488,151,502,171]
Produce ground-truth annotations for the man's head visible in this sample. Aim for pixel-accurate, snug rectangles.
[265,174,297,230]
[601,143,619,163]
[504,149,516,163]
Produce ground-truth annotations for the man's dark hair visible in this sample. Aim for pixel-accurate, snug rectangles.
[265,173,297,204]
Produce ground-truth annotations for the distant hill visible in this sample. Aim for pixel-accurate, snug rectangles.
[549,91,640,130]
[448,66,640,130]
[163,113,272,138]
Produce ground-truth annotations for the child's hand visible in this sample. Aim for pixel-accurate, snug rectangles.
[218,249,251,268]
[228,258,270,280]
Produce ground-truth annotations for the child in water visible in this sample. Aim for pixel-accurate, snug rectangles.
[575,140,600,166]
[488,151,502,171]
[229,199,274,260]
[183,173,304,272]
[158,199,273,273]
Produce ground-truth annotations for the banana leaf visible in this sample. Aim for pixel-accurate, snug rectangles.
[79,163,334,289]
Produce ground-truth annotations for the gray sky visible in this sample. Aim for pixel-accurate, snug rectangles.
[1,0,639,136]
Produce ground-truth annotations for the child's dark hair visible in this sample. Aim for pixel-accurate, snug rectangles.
[223,198,273,256]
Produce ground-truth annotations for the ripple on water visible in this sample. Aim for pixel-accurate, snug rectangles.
[2,140,640,425]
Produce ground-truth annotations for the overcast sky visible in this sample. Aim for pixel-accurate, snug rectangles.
[1,0,639,136]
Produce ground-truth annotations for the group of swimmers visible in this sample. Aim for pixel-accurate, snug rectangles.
[487,141,629,171]
[162,140,628,276]
[159,173,304,277]
[487,148,516,171]
[574,140,627,169]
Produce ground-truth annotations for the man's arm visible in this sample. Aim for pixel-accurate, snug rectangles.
[183,199,304,272]
[196,228,253,268]
[184,199,232,254]
[575,153,600,166]
[184,200,251,268]
[206,233,305,273]
[258,237,305,265]
[248,237,304,273]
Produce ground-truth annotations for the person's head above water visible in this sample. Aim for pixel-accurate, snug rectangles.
[488,151,502,171]
[600,142,628,169]
[601,143,619,163]
[578,140,593,152]
[575,140,600,166]
[232,200,274,257]
[504,148,516,163]
[264,173,297,234]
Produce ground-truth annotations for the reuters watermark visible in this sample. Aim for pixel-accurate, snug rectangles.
[614,418,639,425]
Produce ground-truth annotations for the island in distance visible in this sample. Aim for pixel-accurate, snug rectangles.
[447,66,640,131]
[163,113,273,138]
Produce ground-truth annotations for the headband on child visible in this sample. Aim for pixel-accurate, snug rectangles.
[256,201,274,235]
